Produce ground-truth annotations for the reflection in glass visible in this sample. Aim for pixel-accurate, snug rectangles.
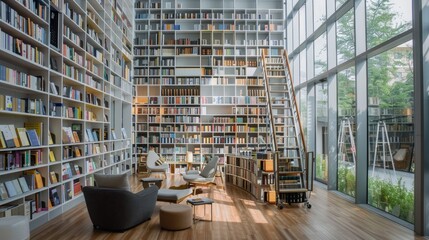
[366,0,412,49]
[336,0,347,10]
[336,9,355,64]
[300,50,306,84]
[299,6,306,44]
[314,33,327,76]
[315,82,328,182]
[313,0,326,30]
[337,67,356,197]
[367,41,414,223]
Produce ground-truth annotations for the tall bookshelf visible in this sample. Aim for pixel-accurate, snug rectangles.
[133,0,284,173]
[0,0,133,230]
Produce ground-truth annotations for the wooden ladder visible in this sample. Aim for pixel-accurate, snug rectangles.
[261,50,311,208]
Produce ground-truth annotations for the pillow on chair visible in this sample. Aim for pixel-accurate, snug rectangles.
[200,158,217,178]
[155,157,165,166]
[94,173,130,191]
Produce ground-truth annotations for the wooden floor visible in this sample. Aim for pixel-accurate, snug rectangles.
[31,173,425,240]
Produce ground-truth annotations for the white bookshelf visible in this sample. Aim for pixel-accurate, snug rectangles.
[0,0,133,230]
[133,0,283,173]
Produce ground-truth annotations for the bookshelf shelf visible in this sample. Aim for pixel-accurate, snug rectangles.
[0,0,133,229]
[133,0,282,173]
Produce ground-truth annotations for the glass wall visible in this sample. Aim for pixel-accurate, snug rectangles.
[314,33,327,76]
[315,82,328,182]
[337,67,356,197]
[287,0,415,226]
[366,0,412,49]
[313,0,326,30]
[367,41,414,223]
[336,8,355,64]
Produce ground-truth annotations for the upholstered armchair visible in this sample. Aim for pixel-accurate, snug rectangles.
[182,156,219,186]
[147,150,169,177]
[82,173,158,232]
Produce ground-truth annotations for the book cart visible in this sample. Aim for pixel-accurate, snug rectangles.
[275,151,314,209]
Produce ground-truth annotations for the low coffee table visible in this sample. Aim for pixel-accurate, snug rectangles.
[186,197,214,222]
[140,177,163,189]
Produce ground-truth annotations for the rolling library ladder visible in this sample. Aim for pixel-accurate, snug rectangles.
[261,50,312,209]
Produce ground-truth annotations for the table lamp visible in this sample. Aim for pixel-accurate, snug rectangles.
[186,151,193,170]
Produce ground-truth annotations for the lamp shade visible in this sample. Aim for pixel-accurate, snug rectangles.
[186,151,193,163]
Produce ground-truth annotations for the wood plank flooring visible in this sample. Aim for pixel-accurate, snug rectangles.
[30,173,425,240]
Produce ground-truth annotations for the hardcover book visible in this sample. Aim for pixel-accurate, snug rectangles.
[49,188,60,206]
[49,151,56,162]
[24,122,43,144]
[5,95,12,111]
[4,181,17,197]
[0,183,9,200]
[50,171,58,184]
[12,179,23,195]
[9,125,21,147]
[0,131,6,148]
[16,128,30,147]
[26,129,41,146]
[18,177,30,193]
[0,125,15,148]
[121,128,127,139]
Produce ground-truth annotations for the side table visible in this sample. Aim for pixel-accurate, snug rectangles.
[186,197,214,222]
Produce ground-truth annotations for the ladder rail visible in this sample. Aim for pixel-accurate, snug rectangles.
[261,51,278,153]
[283,50,307,156]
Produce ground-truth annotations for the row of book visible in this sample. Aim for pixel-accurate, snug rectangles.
[63,44,84,66]
[0,29,45,66]
[0,199,36,219]
[63,63,84,82]
[63,2,84,28]
[0,123,42,149]
[0,94,45,115]
[0,1,47,44]
[0,149,43,171]
[0,170,44,200]
[61,162,82,181]
[0,64,46,91]
[161,88,200,96]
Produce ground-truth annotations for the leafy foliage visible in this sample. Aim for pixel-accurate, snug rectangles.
[368,177,414,223]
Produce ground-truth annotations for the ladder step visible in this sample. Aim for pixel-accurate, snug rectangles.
[278,188,307,193]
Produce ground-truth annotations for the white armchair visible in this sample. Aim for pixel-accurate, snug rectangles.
[147,150,169,177]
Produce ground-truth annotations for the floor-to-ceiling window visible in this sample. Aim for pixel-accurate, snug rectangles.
[336,4,356,197]
[366,0,413,223]
[315,82,328,182]
[337,67,356,197]
[287,0,415,227]
[367,41,414,223]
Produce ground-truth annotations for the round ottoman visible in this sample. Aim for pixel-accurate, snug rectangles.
[159,204,192,230]
[0,215,30,240]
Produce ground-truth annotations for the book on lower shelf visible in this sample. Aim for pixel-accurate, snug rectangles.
[49,188,61,206]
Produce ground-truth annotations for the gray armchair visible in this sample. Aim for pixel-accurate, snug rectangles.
[182,156,219,185]
[82,185,158,232]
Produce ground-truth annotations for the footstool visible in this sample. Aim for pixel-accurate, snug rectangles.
[0,215,30,240]
[157,188,193,203]
[141,177,163,189]
[160,204,192,230]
